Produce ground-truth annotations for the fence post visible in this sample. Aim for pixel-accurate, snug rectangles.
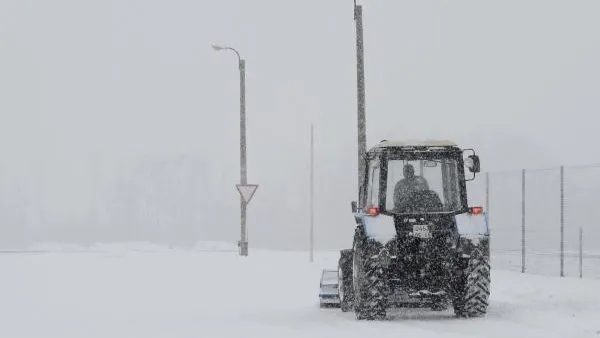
[522,168,526,274]
[579,227,583,279]
[560,165,565,277]
[486,172,490,231]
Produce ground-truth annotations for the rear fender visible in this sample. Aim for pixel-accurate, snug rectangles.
[456,213,490,259]
[352,214,394,268]
[455,212,489,236]
[354,213,396,244]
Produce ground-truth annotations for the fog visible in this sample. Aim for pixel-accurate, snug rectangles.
[1,0,599,250]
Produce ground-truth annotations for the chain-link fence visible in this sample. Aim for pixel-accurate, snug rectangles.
[468,165,600,279]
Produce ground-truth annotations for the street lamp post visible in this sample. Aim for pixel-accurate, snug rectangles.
[212,44,249,256]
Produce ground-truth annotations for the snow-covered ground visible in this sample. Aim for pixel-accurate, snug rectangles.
[0,244,599,338]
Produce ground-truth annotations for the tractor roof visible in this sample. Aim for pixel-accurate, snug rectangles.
[371,139,458,149]
[366,140,463,158]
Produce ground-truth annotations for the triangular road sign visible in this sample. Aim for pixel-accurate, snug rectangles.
[236,184,259,204]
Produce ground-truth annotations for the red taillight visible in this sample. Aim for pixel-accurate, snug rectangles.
[469,206,483,215]
[365,207,379,216]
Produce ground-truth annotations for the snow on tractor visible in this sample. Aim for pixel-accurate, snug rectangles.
[333,140,490,320]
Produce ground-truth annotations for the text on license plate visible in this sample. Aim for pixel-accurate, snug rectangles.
[412,224,432,239]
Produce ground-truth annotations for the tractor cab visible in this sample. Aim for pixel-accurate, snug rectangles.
[353,140,480,219]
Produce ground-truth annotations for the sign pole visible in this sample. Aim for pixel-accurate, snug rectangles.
[236,183,258,256]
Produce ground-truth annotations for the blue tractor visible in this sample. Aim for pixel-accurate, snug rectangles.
[336,140,490,320]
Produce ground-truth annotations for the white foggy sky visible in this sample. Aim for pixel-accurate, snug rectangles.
[1,0,599,249]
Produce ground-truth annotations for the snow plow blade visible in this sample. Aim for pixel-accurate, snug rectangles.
[319,269,340,307]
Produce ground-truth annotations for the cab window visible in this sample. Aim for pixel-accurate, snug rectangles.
[366,160,380,209]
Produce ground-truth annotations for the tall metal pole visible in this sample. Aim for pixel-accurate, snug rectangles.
[240,58,248,257]
[560,165,565,276]
[522,169,526,274]
[579,227,583,279]
[354,2,367,191]
[310,124,315,262]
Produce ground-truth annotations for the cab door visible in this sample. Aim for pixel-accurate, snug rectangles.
[362,158,381,215]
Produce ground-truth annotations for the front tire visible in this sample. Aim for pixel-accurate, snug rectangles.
[352,240,388,320]
[338,250,354,312]
[452,248,491,318]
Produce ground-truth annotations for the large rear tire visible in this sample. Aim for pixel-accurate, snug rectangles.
[338,250,354,312]
[352,240,388,320]
[452,248,491,318]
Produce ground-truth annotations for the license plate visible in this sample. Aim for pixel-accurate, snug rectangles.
[412,224,432,239]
